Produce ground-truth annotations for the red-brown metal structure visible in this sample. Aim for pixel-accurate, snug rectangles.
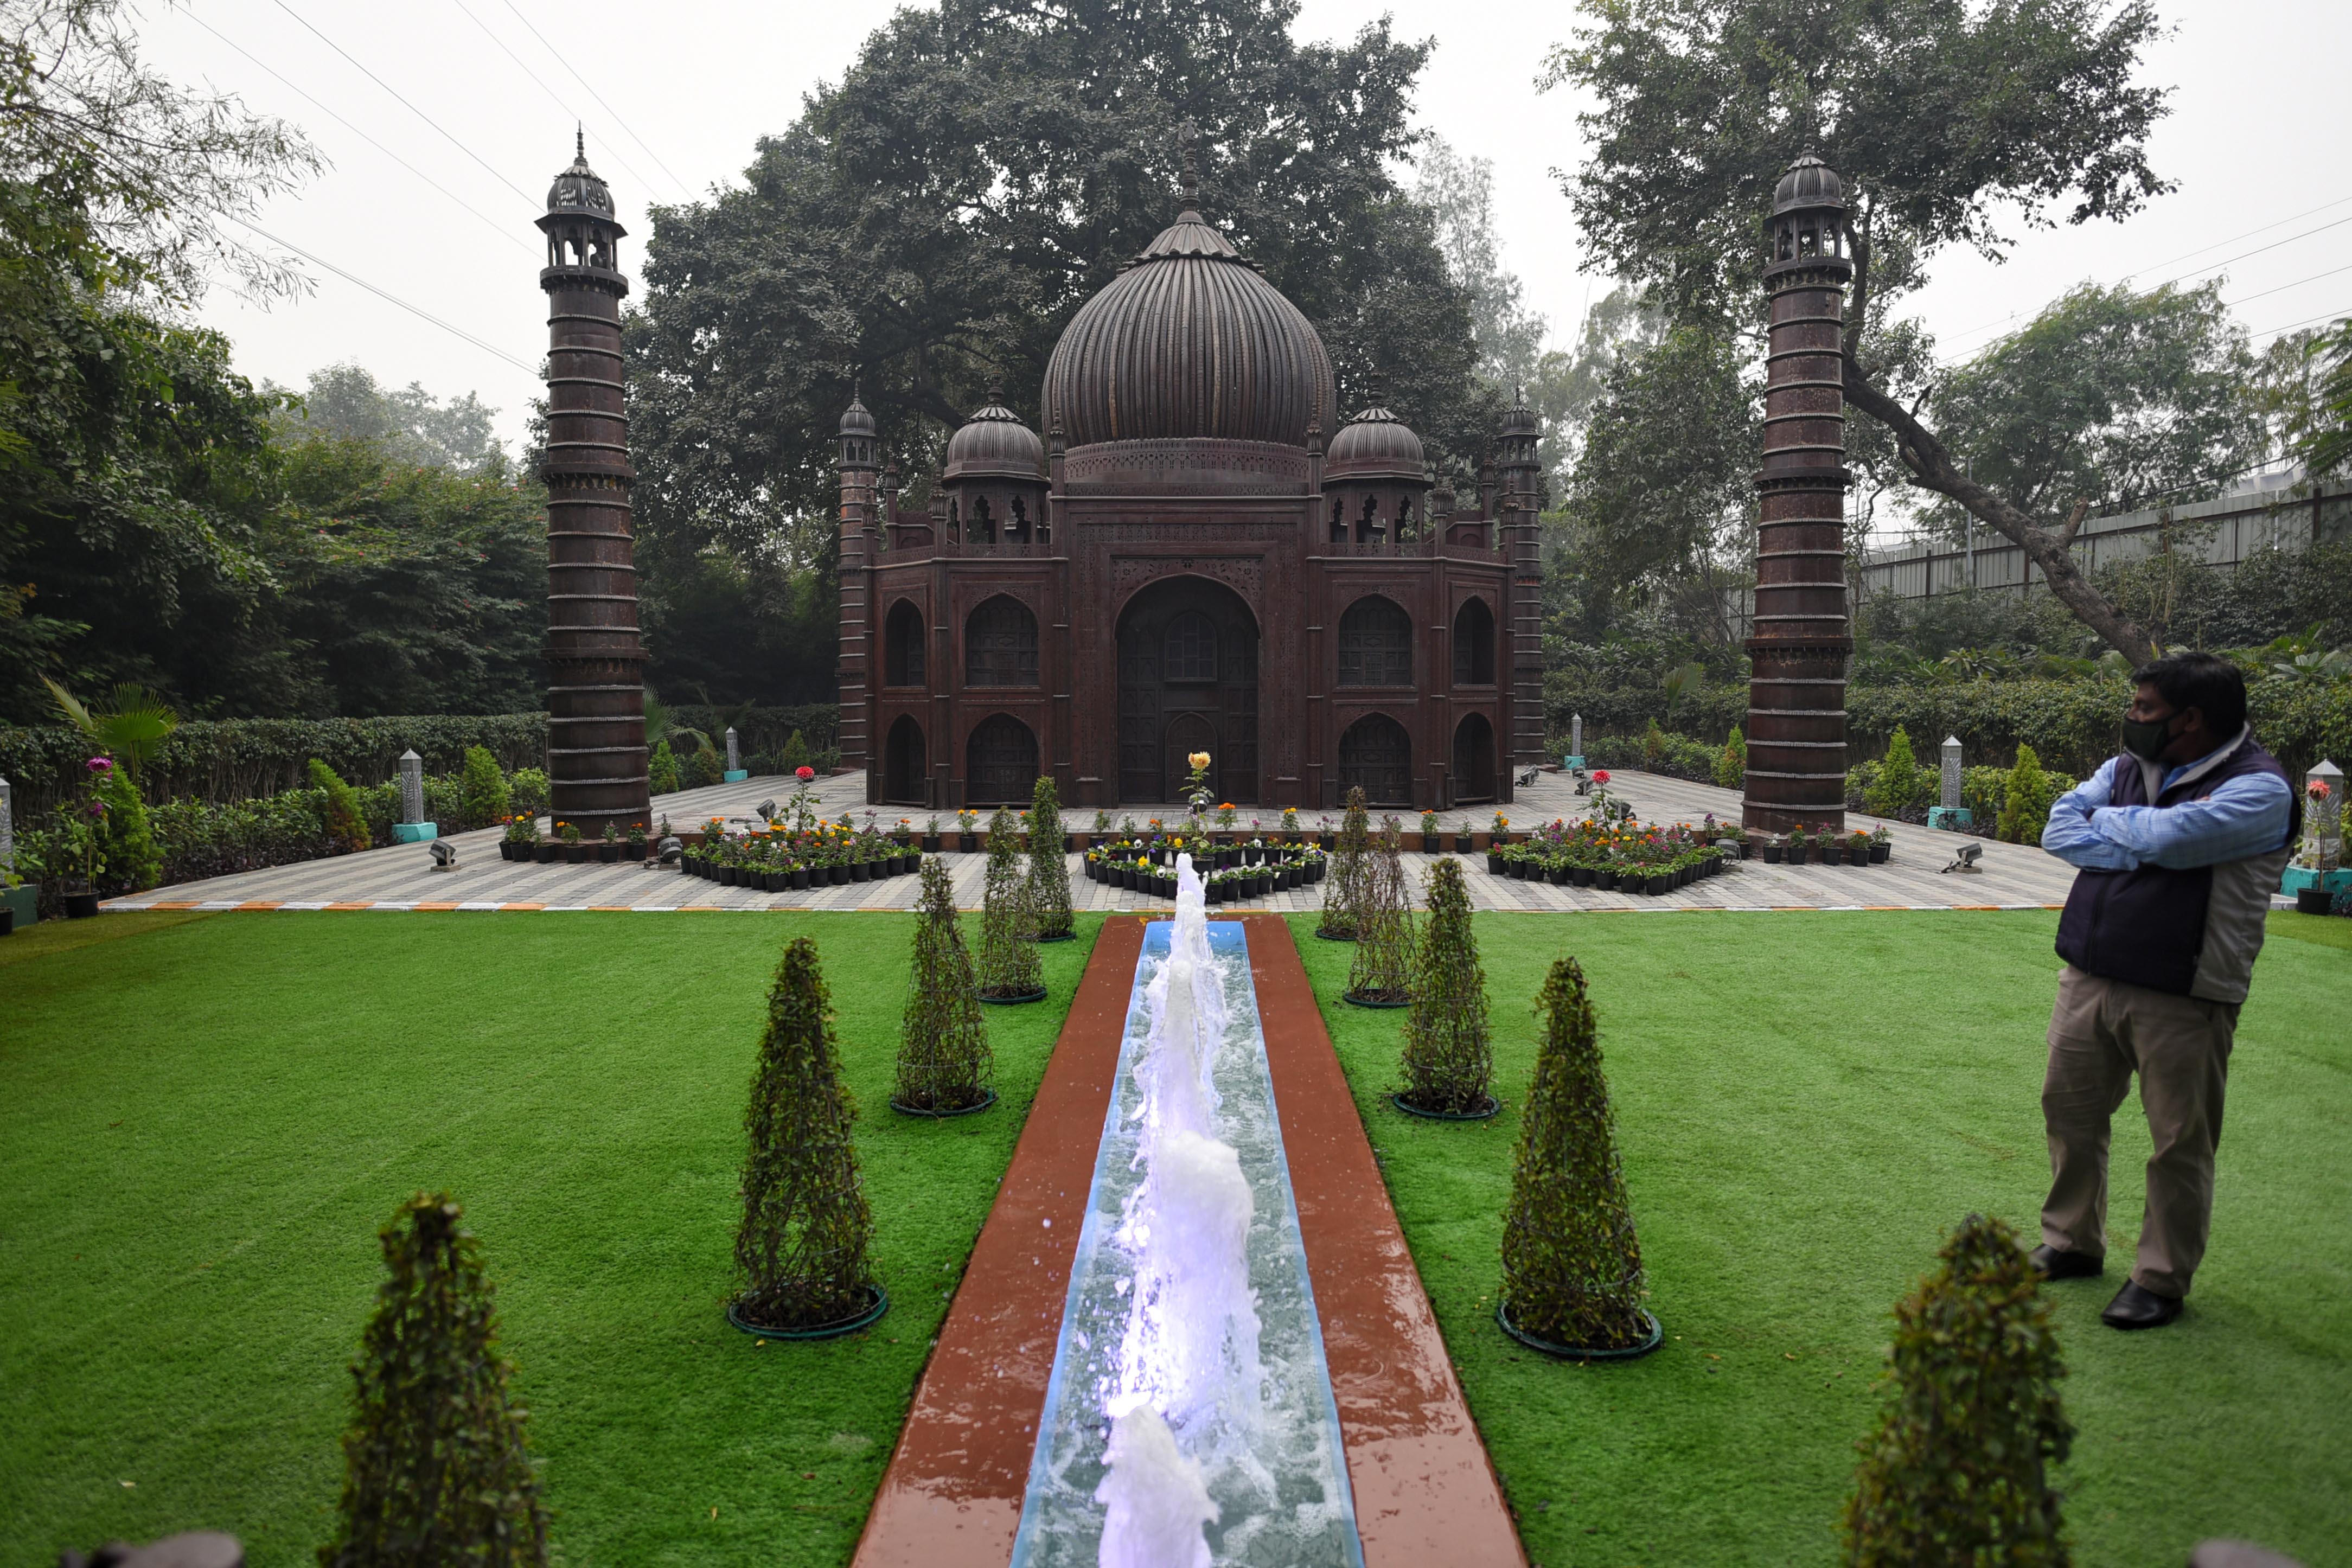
[842,146,1539,813]
[1743,156,1853,835]
[537,136,649,833]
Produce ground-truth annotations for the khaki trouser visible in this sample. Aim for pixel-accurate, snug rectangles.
[2042,965,2239,1298]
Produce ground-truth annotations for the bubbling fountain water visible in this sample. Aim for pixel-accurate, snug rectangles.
[1013,853,1358,1567]
[1095,1403,1216,1568]
[1103,854,1262,1552]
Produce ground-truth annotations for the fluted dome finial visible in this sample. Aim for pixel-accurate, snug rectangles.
[1043,140,1335,453]
[1180,119,1201,211]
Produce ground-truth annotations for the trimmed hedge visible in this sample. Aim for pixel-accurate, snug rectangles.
[1550,677,2350,778]
[0,703,843,817]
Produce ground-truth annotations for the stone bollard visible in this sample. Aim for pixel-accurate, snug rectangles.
[1564,712,1586,771]
[391,748,437,843]
[723,726,748,783]
[1927,735,1972,831]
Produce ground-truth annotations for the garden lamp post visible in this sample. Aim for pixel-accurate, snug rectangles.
[391,748,437,844]
[1566,713,1584,771]
[0,772,12,871]
[1928,736,1971,831]
[724,726,748,783]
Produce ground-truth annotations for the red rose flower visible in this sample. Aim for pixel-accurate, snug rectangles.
[796,766,816,782]
[1592,769,1611,784]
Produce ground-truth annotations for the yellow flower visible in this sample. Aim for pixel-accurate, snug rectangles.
[1188,751,1211,770]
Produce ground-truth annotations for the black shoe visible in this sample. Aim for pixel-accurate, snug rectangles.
[2028,1244,2104,1281]
[2101,1281,2184,1330]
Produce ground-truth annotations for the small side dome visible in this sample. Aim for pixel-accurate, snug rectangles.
[942,387,1045,482]
[546,132,618,221]
[1773,154,1845,216]
[839,389,877,439]
[1324,394,1426,482]
[1501,386,1539,438]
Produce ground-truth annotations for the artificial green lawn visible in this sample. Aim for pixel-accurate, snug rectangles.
[1290,908,2350,1568]
[0,910,1102,1567]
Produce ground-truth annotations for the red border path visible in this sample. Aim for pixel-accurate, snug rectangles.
[851,912,1524,1567]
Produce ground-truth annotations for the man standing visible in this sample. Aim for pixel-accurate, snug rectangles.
[2035,651,2298,1329]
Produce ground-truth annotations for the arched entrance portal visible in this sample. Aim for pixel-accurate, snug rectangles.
[883,714,927,805]
[1451,712,1497,804]
[1339,713,1413,807]
[1116,577,1259,803]
[964,714,1038,804]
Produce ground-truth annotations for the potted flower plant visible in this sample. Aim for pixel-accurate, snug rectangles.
[599,822,623,862]
[957,808,980,853]
[502,814,537,861]
[1418,809,1438,852]
[59,757,112,918]
[1785,824,1809,865]
[1818,829,1844,866]
[628,823,648,861]
[1869,824,1892,863]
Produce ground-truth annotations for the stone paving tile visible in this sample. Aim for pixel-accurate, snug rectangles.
[106,769,2085,916]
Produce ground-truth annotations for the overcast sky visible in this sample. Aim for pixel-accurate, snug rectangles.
[148,0,2352,465]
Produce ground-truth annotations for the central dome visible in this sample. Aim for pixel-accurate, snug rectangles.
[1044,206,1336,451]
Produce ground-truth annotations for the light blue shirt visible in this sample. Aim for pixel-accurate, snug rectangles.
[2041,732,2294,873]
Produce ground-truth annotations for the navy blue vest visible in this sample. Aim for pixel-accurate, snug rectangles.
[2055,734,2297,995]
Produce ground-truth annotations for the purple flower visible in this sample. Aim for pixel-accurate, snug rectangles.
[85,800,108,818]
[87,756,113,774]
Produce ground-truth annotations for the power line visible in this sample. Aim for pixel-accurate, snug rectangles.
[2226,259,2352,310]
[495,0,694,201]
[1935,189,2352,348]
[222,214,537,374]
[185,11,534,256]
[270,0,540,210]
[2252,303,2350,341]
[443,0,665,201]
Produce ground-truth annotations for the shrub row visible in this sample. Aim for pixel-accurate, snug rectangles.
[1549,676,2350,777]
[0,703,845,817]
[13,761,553,900]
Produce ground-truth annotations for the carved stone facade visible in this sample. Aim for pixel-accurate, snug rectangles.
[843,170,1537,812]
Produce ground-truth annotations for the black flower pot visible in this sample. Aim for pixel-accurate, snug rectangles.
[958,833,980,852]
[1596,869,1619,891]
[63,890,100,919]
[1762,844,1785,863]
[1786,844,1809,866]
[790,867,810,890]
[922,835,942,853]
[1571,865,1594,887]
[2297,886,2332,914]
[1871,843,1891,863]
[1550,864,1570,886]
[535,842,562,863]
[829,864,849,885]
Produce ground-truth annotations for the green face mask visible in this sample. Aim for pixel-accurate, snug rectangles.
[2120,712,2178,762]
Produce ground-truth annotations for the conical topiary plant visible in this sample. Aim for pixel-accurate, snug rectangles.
[1345,816,1417,1004]
[1842,1214,2073,1567]
[1397,856,1491,1112]
[321,1193,548,1567]
[1027,774,1075,941]
[976,805,1044,1001]
[1498,957,1652,1353]
[1316,786,1372,939]
[896,856,993,1113]
[734,936,878,1330]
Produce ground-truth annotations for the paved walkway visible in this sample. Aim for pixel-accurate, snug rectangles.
[104,769,2080,915]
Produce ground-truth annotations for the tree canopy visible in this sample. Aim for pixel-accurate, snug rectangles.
[1543,0,2188,660]
[627,0,1497,702]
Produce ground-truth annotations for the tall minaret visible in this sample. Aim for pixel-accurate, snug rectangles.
[1497,389,1545,790]
[1743,155,1852,835]
[536,134,648,833]
[837,388,877,795]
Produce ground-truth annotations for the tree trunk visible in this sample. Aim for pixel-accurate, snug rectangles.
[1839,369,2158,665]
